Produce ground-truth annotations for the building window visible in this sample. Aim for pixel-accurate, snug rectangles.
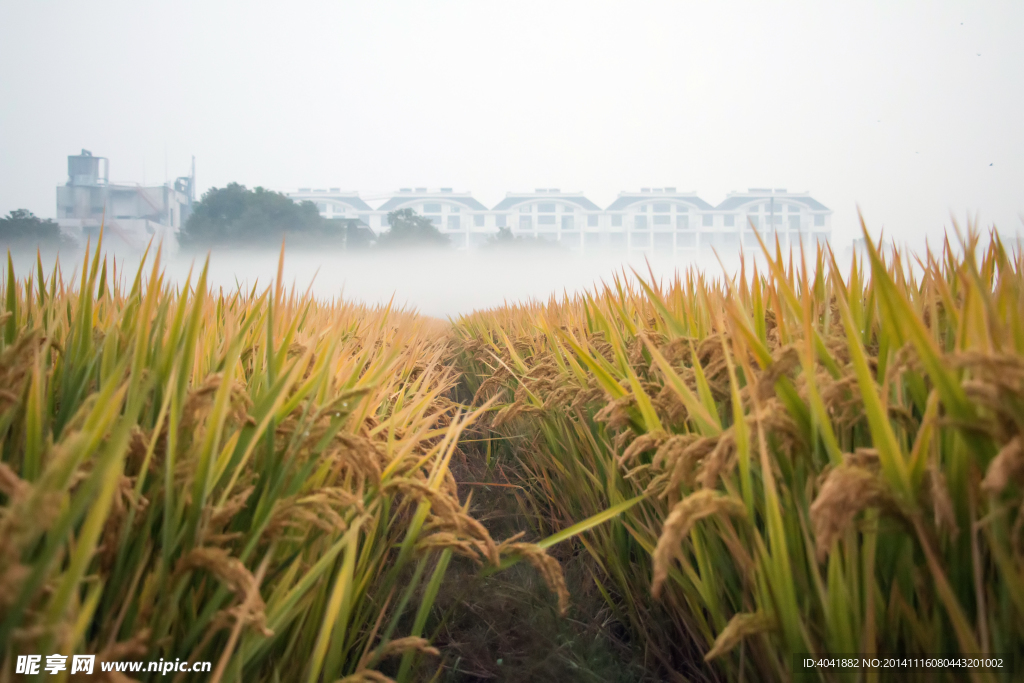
[702,214,713,227]
[789,215,800,230]
[676,204,689,213]
[587,214,598,227]
[538,215,556,225]
[562,216,575,230]
[814,214,825,227]
[474,214,485,227]
[676,215,689,229]
[747,215,760,229]
[563,204,575,212]
[654,203,670,213]
[654,233,673,249]
[653,215,670,225]
[424,203,441,213]
[632,232,651,247]
[448,215,460,230]
[496,214,507,227]
[772,214,783,225]
[519,205,531,212]
[635,215,648,229]
[678,233,696,247]
[538,203,556,213]
[788,204,800,212]
[449,205,460,213]
[519,216,532,229]
[611,214,622,227]
[724,214,735,227]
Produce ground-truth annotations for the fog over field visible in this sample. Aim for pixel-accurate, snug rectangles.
[2,1,1023,263]
[11,244,763,318]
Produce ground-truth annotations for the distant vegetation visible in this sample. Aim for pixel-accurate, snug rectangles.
[0,209,66,248]
[183,186,458,250]
[375,208,450,249]
[182,183,330,247]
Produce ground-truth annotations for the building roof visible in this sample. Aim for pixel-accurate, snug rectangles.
[606,195,714,211]
[377,194,488,211]
[715,195,829,211]
[492,195,602,211]
[330,196,373,211]
[290,193,372,211]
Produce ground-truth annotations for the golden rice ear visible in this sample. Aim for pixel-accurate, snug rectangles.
[368,635,440,662]
[619,430,668,467]
[925,463,958,540]
[809,464,891,563]
[505,542,571,616]
[0,462,27,498]
[651,490,746,598]
[982,436,1024,495]
[703,611,773,662]
[696,431,736,490]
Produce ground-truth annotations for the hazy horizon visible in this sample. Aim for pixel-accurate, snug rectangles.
[2,1,1023,256]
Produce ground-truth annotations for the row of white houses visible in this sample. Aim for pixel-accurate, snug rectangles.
[287,187,832,254]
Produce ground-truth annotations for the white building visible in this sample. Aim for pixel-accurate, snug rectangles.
[374,188,489,250]
[604,188,715,257]
[490,189,602,251]
[284,184,832,255]
[713,188,831,252]
[56,150,193,250]
[287,188,373,224]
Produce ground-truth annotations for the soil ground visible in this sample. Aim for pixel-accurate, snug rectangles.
[421,430,657,683]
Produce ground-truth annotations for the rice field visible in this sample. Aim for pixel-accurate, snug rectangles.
[452,226,1024,682]
[0,238,565,682]
[2,225,1022,682]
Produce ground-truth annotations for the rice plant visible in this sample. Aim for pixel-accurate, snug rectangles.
[0,236,567,683]
[452,225,1024,682]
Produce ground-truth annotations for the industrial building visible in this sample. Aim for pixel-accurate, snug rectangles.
[56,150,194,250]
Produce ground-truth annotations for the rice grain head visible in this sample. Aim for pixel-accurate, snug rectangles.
[810,464,891,563]
[652,490,746,598]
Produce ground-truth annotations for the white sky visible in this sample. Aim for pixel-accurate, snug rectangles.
[2,0,1023,251]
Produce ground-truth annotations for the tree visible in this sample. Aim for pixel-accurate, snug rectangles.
[324,218,374,249]
[0,209,65,247]
[375,209,450,249]
[182,183,327,246]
